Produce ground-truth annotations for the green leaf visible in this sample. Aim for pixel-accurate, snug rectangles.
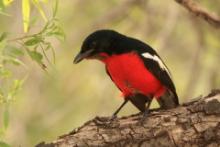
[3,0,14,6]
[47,31,63,37]
[24,37,42,46]
[0,32,7,42]
[46,27,65,41]
[6,79,24,102]
[27,50,43,64]
[22,0,30,32]
[12,79,24,92]
[0,68,12,78]
[6,46,24,57]
[0,141,11,147]
[3,57,24,66]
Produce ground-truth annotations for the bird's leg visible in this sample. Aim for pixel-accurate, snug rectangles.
[110,99,129,120]
[140,99,152,123]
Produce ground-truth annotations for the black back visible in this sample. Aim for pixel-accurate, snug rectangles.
[108,33,179,106]
[126,37,179,105]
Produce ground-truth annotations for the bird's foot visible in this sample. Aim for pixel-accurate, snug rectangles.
[110,114,117,121]
[93,115,119,128]
[137,110,149,125]
[105,114,117,125]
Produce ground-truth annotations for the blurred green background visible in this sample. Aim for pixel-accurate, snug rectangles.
[0,0,220,146]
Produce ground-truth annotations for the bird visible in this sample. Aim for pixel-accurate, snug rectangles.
[74,29,179,119]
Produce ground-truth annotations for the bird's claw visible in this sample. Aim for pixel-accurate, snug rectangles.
[110,114,117,121]
[93,115,118,128]
[137,110,149,125]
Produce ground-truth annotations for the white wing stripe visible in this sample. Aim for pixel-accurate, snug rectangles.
[142,52,171,76]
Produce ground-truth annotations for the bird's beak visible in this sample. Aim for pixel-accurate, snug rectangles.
[73,49,94,64]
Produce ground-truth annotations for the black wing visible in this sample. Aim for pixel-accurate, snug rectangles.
[112,35,179,106]
[138,52,179,105]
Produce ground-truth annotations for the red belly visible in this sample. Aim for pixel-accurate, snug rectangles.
[103,52,165,98]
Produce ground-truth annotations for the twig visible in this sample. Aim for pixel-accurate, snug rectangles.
[175,0,220,28]
[40,44,52,66]
[7,34,38,42]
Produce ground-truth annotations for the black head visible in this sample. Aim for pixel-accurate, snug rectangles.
[74,29,124,63]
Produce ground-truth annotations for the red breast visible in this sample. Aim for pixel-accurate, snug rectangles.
[101,52,166,98]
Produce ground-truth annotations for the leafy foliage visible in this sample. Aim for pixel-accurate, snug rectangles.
[15,17,65,68]
[0,0,64,145]
[0,32,24,146]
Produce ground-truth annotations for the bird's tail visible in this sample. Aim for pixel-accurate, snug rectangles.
[128,94,152,112]
[157,90,179,109]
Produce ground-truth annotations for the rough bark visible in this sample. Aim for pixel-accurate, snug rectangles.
[175,0,220,28]
[36,90,220,147]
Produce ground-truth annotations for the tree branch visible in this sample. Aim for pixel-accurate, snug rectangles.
[175,0,220,28]
[36,90,220,147]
